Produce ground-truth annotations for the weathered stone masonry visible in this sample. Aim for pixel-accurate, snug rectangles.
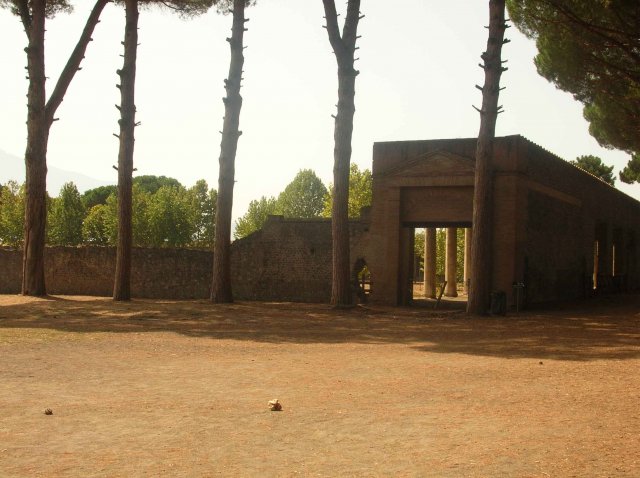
[0,215,369,302]
[231,215,369,302]
[0,246,212,299]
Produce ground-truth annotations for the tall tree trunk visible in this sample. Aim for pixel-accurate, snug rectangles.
[322,0,361,307]
[467,0,508,315]
[113,0,139,301]
[21,0,47,296]
[211,0,246,303]
[19,0,108,296]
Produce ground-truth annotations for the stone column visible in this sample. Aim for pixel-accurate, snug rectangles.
[445,227,458,297]
[463,227,472,294]
[424,228,436,299]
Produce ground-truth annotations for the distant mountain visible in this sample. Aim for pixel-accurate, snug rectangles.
[0,149,111,195]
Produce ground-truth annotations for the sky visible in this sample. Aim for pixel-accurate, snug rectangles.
[1,0,638,224]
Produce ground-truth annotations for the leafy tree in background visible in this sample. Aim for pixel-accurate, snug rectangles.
[344,164,372,217]
[83,186,150,247]
[322,0,363,307]
[48,182,85,245]
[82,204,112,245]
[322,164,372,218]
[234,196,278,239]
[81,176,183,210]
[0,181,25,247]
[414,229,425,279]
[82,194,118,246]
[188,180,217,247]
[133,175,183,195]
[147,185,194,247]
[570,155,615,186]
[507,0,640,173]
[81,185,117,209]
[414,230,425,259]
[1,178,218,249]
[276,169,327,219]
[619,153,640,184]
[130,185,153,246]
[0,0,109,295]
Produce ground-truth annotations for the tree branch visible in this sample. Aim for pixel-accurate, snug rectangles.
[342,0,361,51]
[16,0,32,37]
[322,0,347,62]
[45,0,109,126]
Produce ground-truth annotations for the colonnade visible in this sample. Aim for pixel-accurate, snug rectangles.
[423,227,472,299]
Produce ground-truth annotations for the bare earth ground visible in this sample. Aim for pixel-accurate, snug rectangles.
[1,295,639,477]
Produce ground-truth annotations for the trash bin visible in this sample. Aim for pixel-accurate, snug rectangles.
[490,290,507,316]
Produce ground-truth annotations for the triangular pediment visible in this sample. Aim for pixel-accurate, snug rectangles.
[382,150,475,178]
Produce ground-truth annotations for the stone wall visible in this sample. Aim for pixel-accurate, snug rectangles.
[231,215,369,302]
[521,136,640,303]
[524,190,586,303]
[230,217,332,302]
[0,215,369,302]
[0,247,212,299]
[0,248,21,294]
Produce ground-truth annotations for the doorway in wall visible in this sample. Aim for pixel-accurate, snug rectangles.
[400,222,471,307]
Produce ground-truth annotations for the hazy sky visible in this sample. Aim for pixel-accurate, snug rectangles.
[1,0,638,223]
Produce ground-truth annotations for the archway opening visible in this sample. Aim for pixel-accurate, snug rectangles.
[402,222,471,308]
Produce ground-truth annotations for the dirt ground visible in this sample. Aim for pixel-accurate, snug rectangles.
[1,294,639,477]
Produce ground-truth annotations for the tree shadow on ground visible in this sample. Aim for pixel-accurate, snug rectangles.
[1,294,639,361]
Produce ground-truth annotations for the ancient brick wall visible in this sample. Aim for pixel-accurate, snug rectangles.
[231,217,333,302]
[0,248,21,294]
[0,217,369,302]
[524,191,586,303]
[521,136,640,302]
[0,247,212,299]
[231,215,369,302]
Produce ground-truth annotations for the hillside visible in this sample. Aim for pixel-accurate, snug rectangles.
[0,149,110,194]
